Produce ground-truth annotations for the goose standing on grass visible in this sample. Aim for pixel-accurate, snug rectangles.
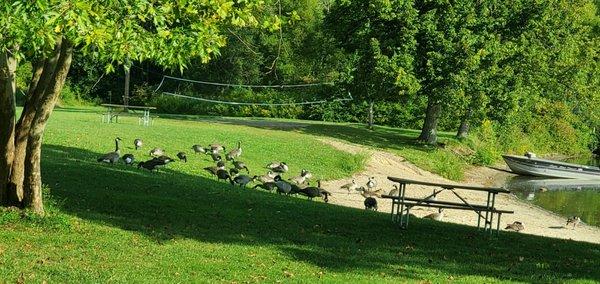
[289,169,311,185]
[122,154,135,165]
[232,160,250,174]
[566,216,581,229]
[211,152,222,162]
[340,179,358,194]
[97,137,122,164]
[191,145,206,154]
[272,162,289,174]
[149,148,164,157]
[231,175,257,187]
[138,159,161,171]
[298,180,331,202]
[216,169,233,183]
[226,141,242,161]
[177,152,187,162]
[423,208,444,221]
[204,162,226,178]
[364,197,378,211]
[505,221,524,232]
[275,179,293,195]
[257,171,277,183]
[134,139,143,150]
[366,177,377,190]
[253,182,278,192]
[209,143,226,153]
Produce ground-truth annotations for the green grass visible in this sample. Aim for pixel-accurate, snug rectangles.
[1,108,599,283]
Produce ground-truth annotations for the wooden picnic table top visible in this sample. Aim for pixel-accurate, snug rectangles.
[101,104,157,110]
[387,176,510,194]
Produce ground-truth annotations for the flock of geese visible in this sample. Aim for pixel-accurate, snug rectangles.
[97,137,585,230]
[97,137,334,202]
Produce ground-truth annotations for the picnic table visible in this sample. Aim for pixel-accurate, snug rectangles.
[382,177,514,235]
[101,104,157,126]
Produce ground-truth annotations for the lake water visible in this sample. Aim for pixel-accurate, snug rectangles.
[504,156,600,226]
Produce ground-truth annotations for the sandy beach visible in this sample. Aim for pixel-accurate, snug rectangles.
[319,138,600,244]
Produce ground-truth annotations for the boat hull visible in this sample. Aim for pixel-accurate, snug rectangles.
[502,155,600,180]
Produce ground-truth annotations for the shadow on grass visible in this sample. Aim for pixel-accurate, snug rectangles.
[41,144,600,282]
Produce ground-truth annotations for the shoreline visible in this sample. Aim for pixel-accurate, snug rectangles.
[319,138,600,244]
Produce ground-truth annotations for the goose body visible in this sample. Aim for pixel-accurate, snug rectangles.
[233,161,250,173]
[366,177,377,190]
[134,139,143,150]
[275,180,292,195]
[423,208,444,221]
[257,171,277,183]
[340,179,358,193]
[298,180,330,202]
[209,144,225,152]
[122,154,135,165]
[191,145,206,154]
[364,197,378,211]
[505,221,524,232]
[138,159,161,171]
[388,185,399,196]
[226,141,242,161]
[97,138,122,164]
[155,155,175,164]
[289,169,311,185]
[211,153,222,162]
[566,216,581,229]
[149,148,164,157]
[216,169,233,183]
[272,162,289,173]
[177,152,187,162]
[360,188,383,198]
[231,175,257,187]
[253,182,277,192]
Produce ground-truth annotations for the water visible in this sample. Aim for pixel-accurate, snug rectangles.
[505,155,600,226]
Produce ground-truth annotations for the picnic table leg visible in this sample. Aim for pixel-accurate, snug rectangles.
[399,183,407,229]
[477,210,481,229]
[484,191,491,232]
[496,212,502,235]
[391,197,396,221]
[488,193,497,235]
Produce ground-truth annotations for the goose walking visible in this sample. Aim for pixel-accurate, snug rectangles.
[289,169,311,185]
[204,163,226,178]
[191,145,206,154]
[566,216,581,229]
[149,148,164,157]
[340,179,358,194]
[226,141,242,161]
[231,175,257,187]
[97,137,122,164]
[298,180,331,202]
[134,139,143,150]
[423,208,444,221]
[216,169,233,183]
[257,171,277,183]
[210,152,222,162]
[209,143,225,153]
[232,160,250,174]
[505,221,524,232]
[177,152,187,162]
[366,177,377,190]
[272,162,289,173]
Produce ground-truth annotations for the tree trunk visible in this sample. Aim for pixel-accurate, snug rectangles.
[367,100,374,130]
[22,39,73,214]
[456,108,473,139]
[10,45,61,205]
[124,63,130,111]
[0,50,17,205]
[418,99,441,145]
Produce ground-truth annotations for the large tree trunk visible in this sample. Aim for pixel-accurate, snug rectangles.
[22,39,73,214]
[456,108,473,139]
[367,100,374,130]
[418,99,441,145]
[0,50,18,205]
[9,44,61,205]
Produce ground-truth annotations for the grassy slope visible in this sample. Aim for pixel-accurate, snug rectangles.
[0,108,598,283]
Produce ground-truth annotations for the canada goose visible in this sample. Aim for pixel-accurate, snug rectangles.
[423,208,444,221]
[275,180,292,195]
[204,163,226,177]
[97,137,122,164]
[225,141,242,161]
[216,169,233,183]
[388,185,399,196]
[366,177,377,190]
[289,169,311,185]
[155,155,175,164]
[138,159,161,171]
[177,152,187,162]
[424,190,438,202]
[505,221,524,232]
[272,162,289,173]
[340,179,358,194]
[253,182,278,192]
[524,152,536,159]
[122,153,135,165]
[209,143,225,152]
[298,180,330,202]
[566,216,581,229]
[210,152,222,162]
[360,187,383,198]
[266,161,281,169]
[257,171,277,183]
[191,144,206,154]
[134,139,143,150]
[364,197,378,211]
[231,175,257,187]
[232,160,250,174]
[149,148,164,157]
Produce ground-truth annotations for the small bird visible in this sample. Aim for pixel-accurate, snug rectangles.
[423,208,444,221]
[97,137,122,164]
[366,177,377,190]
[191,144,206,154]
[122,153,135,165]
[505,221,524,232]
[388,185,399,196]
[340,179,358,194]
[177,152,187,162]
[232,160,250,174]
[231,175,257,187]
[566,216,581,229]
[134,139,143,150]
[364,197,378,211]
[149,148,164,157]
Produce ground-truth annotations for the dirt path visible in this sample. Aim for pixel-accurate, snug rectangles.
[319,138,600,244]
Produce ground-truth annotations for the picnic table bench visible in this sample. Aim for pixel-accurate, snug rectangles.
[382,177,514,234]
[100,104,157,126]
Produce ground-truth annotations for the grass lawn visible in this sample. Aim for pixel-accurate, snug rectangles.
[0,108,598,283]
